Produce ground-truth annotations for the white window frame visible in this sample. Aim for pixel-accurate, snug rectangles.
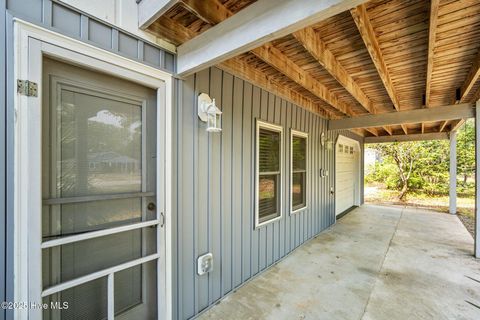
[13,19,173,320]
[255,120,283,228]
[290,129,309,214]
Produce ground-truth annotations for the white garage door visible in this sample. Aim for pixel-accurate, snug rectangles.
[335,137,359,216]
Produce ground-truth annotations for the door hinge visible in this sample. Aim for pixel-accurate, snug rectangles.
[17,80,38,97]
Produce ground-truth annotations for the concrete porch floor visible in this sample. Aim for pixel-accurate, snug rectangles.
[199,205,480,320]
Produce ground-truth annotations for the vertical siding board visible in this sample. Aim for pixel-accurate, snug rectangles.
[295,107,301,248]
[289,105,297,250]
[300,108,306,244]
[180,74,196,319]
[274,96,282,262]
[312,115,317,236]
[266,92,275,267]
[258,90,268,271]
[173,79,182,320]
[221,72,234,295]
[242,82,253,282]
[209,68,223,303]
[284,102,292,255]
[251,86,261,276]
[195,69,210,312]
[232,77,243,288]
[279,99,287,258]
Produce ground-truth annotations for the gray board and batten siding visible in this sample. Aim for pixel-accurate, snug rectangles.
[5,0,175,72]
[173,66,363,319]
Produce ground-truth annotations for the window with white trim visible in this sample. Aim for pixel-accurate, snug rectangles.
[291,130,308,212]
[256,121,283,227]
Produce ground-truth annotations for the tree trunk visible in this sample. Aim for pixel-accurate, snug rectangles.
[398,180,408,200]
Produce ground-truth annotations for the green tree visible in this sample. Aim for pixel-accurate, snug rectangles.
[457,119,475,186]
[366,120,475,200]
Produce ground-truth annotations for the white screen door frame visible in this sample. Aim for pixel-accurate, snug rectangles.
[13,19,173,320]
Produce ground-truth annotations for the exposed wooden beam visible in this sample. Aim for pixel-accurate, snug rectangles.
[329,103,475,130]
[460,48,480,102]
[180,0,232,23]
[350,128,366,137]
[401,124,408,135]
[365,128,379,136]
[439,120,449,132]
[350,4,400,111]
[293,27,375,114]
[383,126,393,135]
[180,0,349,119]
[421,123,425,134]
[425,0,440,108]
[251,44,353,116]
[451,119,465,132]
[365,132,449,144]
[219,57,334,118]
[147,15,195,45]
[139,0,179,29]
[177,0,370,76]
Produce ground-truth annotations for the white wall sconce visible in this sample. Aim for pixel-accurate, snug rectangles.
[198,93,222,133]
[326,140,334,150]
[321,132,333,150]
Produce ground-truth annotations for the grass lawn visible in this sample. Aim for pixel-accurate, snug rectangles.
[365,182,475,237]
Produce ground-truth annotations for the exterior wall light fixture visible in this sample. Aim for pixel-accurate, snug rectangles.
[198,93,222,133]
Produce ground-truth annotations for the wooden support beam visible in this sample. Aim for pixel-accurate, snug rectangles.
[350,4,400,111]
[422,123,425,134]
[365,132,449,144]
[475,100,480,258]
[138,0,179,29]
[219,57,333,118]
[365,128,379,136]
[383,126,393,135]
[251,44,353,116]
[329,103,475,130]
[439,120,449,132]
[177,0,370,76]
[293,27,375,114]
[180,0,232,24]
[401,124,408,135]
[451,119,465,132]
[425,0,439,107]
[460,49,480,102]
[449,130,457,214]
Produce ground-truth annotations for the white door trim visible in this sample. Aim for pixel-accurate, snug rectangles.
[334,135,361,219]
[13,19,173,320]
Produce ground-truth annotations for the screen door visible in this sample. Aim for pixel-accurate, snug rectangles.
[40,57,159,319]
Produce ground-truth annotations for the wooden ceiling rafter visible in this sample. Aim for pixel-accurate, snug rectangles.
[179,0,361,119]
[144,0,480,139]
[251,44,354,117]
[292,27,394,134]
[350,4,401,112]
[459,47,480,103]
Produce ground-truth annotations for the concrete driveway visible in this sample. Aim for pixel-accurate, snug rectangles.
[198,205,480,320]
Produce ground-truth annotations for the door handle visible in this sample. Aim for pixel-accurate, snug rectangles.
[160,212,165,228]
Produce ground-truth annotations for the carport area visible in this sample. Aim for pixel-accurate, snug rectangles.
[199,205,479,320]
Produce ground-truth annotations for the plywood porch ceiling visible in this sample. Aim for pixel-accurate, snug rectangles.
[146,0,480,137]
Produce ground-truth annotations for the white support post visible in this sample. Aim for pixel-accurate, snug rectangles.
[475,100,480,258]
[449,131,457,214]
